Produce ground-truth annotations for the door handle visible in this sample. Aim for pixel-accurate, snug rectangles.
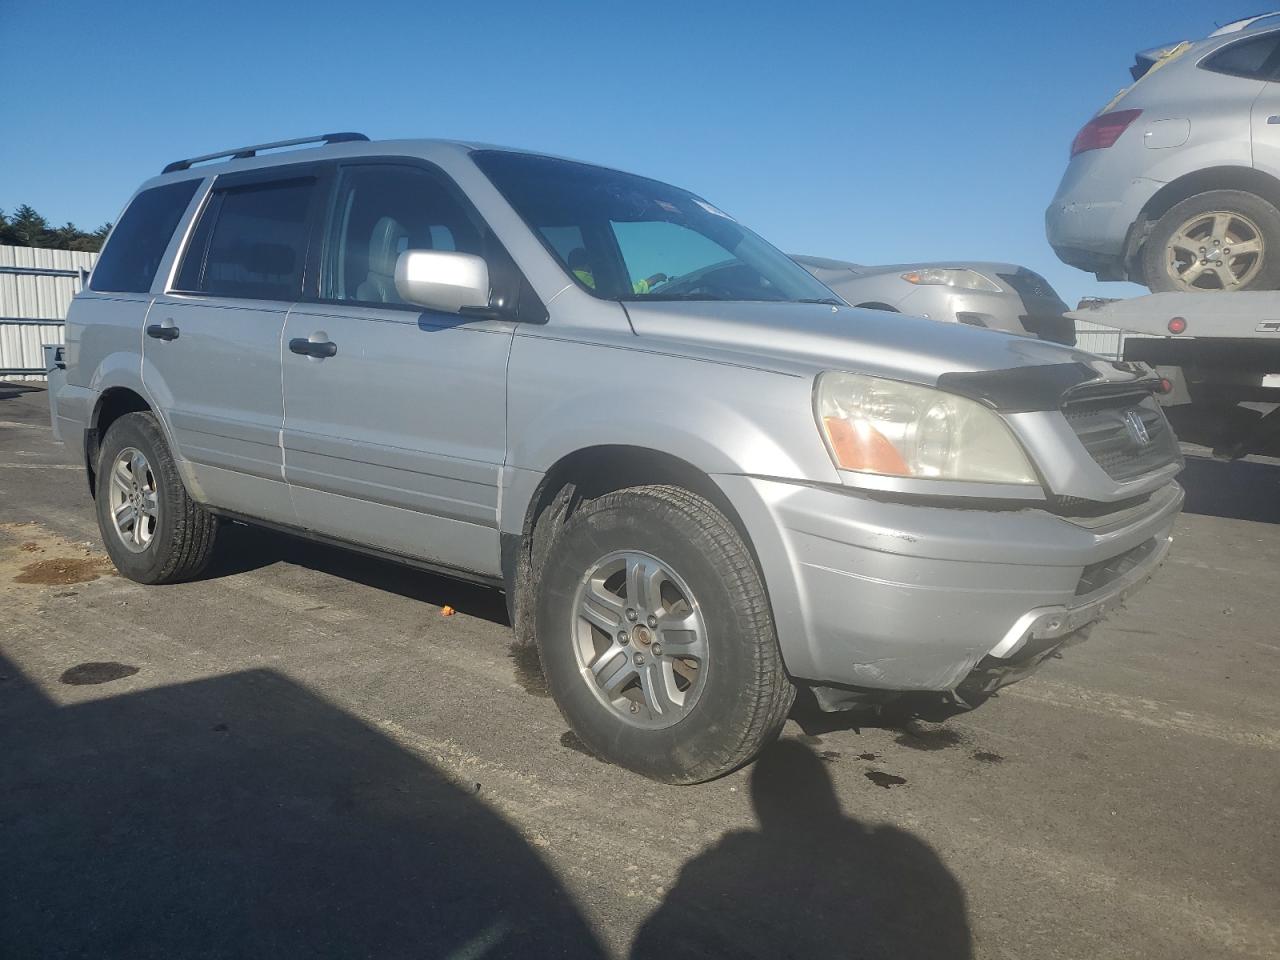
[146,321,179,341]
[289,337,338,359]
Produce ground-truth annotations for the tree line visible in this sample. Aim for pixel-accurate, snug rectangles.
[0,205,111,252]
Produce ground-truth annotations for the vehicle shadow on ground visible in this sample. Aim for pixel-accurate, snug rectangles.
[0,652,602,959]
[1178,454,1280,524]
[2,654,973,960]
[631,739,972,960]
[207,522,511,625]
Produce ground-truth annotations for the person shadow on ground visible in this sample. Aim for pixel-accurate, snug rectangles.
[630,739,973,960]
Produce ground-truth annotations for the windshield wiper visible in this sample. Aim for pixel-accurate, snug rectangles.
[796,297,843,305]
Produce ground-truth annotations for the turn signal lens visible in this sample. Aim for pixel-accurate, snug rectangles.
[823,417,912,475]
[1168,316,1187,334]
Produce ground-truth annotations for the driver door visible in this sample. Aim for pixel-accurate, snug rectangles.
[281,162,514,575]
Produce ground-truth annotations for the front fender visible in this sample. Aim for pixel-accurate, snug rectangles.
[501,332,839,534]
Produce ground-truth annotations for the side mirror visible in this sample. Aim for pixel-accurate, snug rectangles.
[394,249,490,314]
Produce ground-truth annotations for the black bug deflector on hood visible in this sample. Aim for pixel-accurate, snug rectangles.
[937,360,1163,413]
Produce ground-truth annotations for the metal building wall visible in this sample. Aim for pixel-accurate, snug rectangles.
[0,244,98,381]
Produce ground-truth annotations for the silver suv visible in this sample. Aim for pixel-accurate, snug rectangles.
[1047,13,1280,291]
[50,133,1183,782]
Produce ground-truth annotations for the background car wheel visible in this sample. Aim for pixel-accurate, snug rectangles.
[95,411,219,584]
[534,484,794,784]
[1142,190,1280,292]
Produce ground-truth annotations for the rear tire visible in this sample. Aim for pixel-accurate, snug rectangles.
[95,411,219,584]
[534,484,794,784]
[1142,190,1280,292]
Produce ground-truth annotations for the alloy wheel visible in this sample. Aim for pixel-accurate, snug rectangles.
[570,550,709,729]
[1165,210,1265,290]
[107,446,159,553]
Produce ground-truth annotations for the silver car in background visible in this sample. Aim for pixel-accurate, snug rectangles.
[1047,13,1280,291]
[793,255,1075,345]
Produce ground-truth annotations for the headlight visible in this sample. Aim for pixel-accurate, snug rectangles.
[815,372,1038,484]
[901,268,1002,293]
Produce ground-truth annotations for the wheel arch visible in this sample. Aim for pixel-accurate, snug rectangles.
[1129,166,1280,272]
[85,387,154,498]
[504,444,765,646]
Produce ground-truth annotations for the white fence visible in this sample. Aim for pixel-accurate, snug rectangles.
[0,244,98,380]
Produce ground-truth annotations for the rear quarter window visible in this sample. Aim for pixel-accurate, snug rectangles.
[1200,32,1280,79]
[89,180,200,293]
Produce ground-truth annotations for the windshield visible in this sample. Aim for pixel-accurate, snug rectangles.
[472,150,841,304]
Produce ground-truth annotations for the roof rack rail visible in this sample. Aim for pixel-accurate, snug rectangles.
[162,132,370,174]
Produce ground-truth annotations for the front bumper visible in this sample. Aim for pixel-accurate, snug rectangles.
[716,475,1182,693]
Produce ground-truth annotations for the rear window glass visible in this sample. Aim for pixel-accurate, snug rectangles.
[1201,33,1280,79]
[89,180,200,293]
[176,177,314,301]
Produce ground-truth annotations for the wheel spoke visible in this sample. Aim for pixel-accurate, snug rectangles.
[113,502,135,528]
[130,451,149,484]
[625,555,664,611]
[1169,231,1202,254]
[591,646,636,694]
[1229,237,1262,257]
[581,579,624,632]
[110,470,132,496]
[1178,262,1211,286]
[659,622,707,662]
[1211,263,1241,288]
[638,659,676,717]
[139,490,159,519]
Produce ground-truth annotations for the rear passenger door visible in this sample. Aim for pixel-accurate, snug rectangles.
[280,161,514,576]
[146,168,322,522]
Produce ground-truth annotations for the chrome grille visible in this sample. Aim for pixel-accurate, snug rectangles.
[1062,393,1180,481]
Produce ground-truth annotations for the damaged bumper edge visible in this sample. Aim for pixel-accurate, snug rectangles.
[987,532,1173,661]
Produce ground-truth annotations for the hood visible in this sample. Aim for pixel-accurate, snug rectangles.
[623,300,1102,387]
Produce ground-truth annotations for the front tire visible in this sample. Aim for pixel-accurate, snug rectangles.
[95,411,219,584]
[534,485,794,784]
[1142,190,1280,292]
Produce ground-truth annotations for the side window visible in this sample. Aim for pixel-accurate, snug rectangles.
[322,165,483,305]
[89,180,200,293]
[175,177,314,301]
[1201,33,1280,80]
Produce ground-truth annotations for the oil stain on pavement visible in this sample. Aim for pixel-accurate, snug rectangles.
[60,662,140,685]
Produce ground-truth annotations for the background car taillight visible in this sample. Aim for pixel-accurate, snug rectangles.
[1070,109,1143,157]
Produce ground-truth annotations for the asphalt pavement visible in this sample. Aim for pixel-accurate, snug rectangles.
[2,383,1278,959]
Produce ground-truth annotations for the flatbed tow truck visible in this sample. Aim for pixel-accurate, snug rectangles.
[1071,292,1280,459]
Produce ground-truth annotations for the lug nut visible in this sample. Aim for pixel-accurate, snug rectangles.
[618,631,629,644]
[629,702,639,714]
[646,614,658,628]
[651,642,663,656]
[626,608,638,622]
[633,652,645,666]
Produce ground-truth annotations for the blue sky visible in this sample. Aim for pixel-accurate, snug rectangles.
[0,0,1264,304]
